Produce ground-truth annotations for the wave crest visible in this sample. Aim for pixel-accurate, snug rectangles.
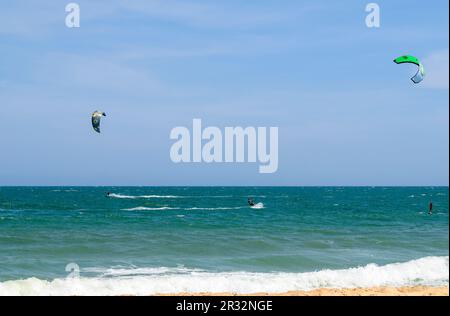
[251,203,265,209]
[109,194,181,199]
[0,256,447,296]
[122,207,178,211]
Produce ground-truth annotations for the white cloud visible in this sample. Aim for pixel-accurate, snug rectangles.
[422,49,449,90]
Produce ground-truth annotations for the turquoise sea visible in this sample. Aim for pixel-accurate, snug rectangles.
[0,187,448,295]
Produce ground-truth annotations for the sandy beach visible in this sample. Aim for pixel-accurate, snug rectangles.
[161,286,449,296]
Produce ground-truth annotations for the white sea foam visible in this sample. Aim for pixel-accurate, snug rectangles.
[2,256,446,296]
[251,203,265,209]
[109,194,182,199]
[123,206,247,211]
[184,207,245,211]
[202,196,233,198]
[122,207,178,211]
[82,266,203,277]
[109,194,239,199]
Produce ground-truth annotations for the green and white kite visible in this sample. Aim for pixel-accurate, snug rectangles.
[393,55,425,84]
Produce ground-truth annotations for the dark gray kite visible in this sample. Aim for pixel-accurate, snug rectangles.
[91,111,106,133]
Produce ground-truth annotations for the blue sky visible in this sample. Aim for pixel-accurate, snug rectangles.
[0,0,448,186]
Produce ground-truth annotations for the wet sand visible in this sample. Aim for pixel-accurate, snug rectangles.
[159,286,449,296]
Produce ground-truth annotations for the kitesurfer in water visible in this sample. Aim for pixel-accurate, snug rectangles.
[429,200,433,215]
[106,192,111,198]
[248,198,255,207]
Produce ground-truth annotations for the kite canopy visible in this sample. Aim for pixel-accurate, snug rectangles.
[92,111,106,133]
[393,55,425,84]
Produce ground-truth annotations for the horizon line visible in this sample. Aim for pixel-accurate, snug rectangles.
[0,185,448,188]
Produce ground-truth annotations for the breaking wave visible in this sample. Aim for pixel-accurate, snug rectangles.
[251,203,265,209]
[0,256,447,296]
[122,207,178,211]
[109,194,182,199]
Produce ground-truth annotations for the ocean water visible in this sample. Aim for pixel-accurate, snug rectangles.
[0,187,448,295]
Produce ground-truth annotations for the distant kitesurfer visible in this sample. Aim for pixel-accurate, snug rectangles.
[429,201,433,215]
[248,198,255,207]
[106,192,111,198]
